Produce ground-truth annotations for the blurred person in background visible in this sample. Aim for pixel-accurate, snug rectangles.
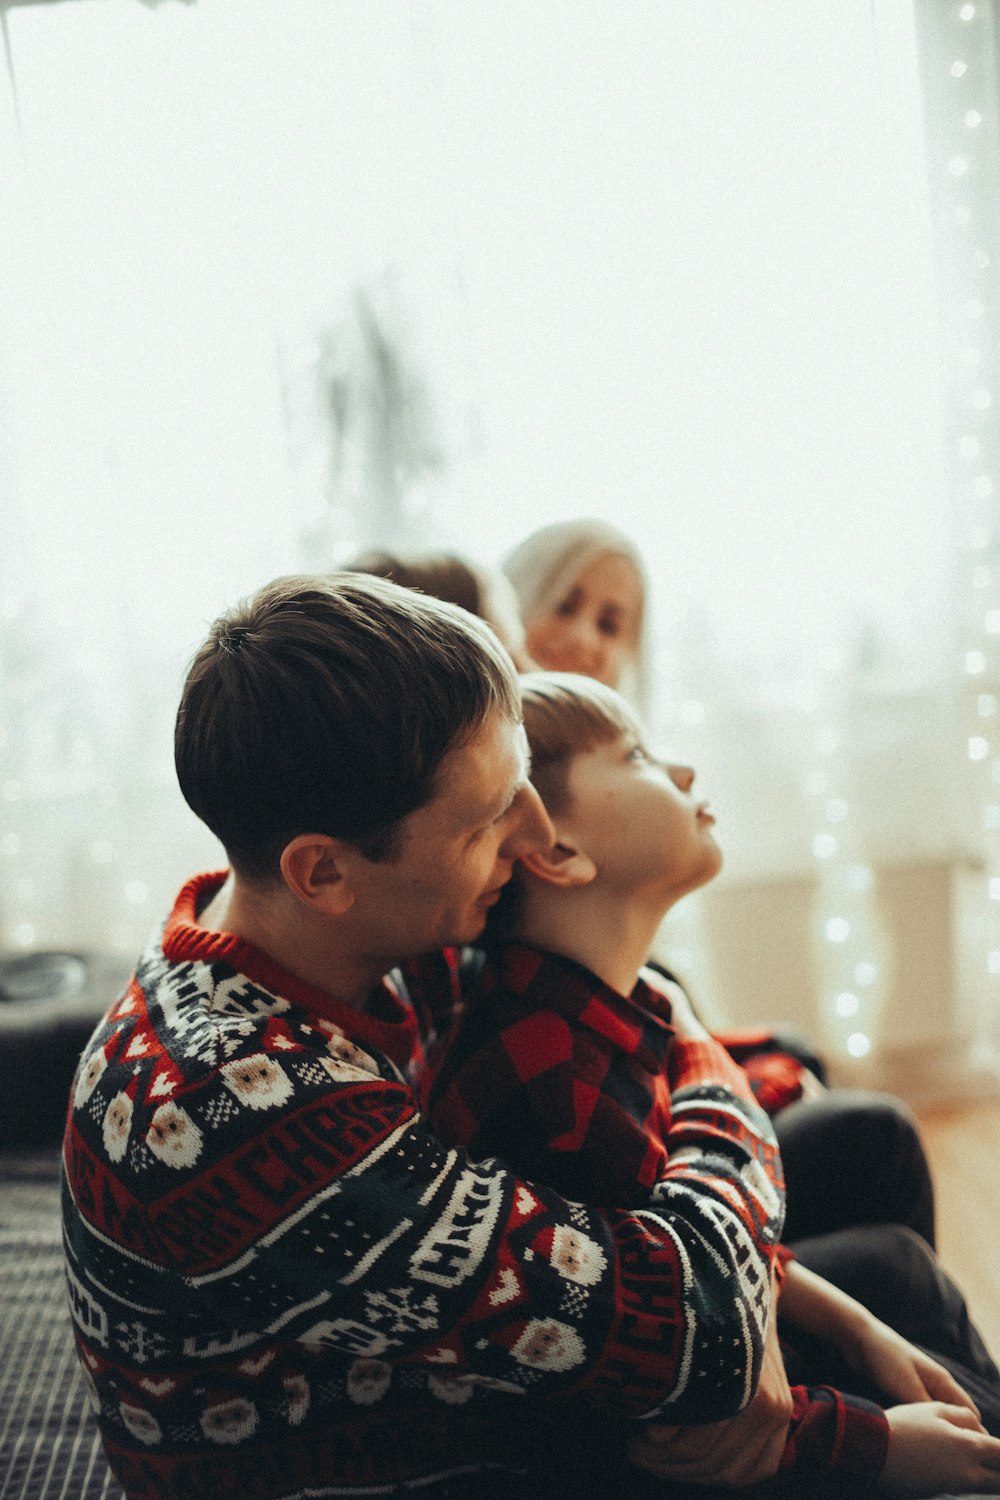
[344,546,533,670]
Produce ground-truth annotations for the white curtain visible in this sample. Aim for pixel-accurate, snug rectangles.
[1,0,996,1099]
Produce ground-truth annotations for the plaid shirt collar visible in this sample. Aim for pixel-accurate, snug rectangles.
[485,940,676,1074]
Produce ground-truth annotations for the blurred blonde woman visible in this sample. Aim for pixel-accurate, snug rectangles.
[502,518,652,715]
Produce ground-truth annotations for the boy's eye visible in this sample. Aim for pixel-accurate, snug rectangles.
[598,615,621,637]
[627,744,648,763]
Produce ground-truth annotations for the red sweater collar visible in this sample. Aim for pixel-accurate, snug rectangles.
[161,871,418,1070]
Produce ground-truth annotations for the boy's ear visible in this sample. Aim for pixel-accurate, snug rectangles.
[280,835,357,916]
[520,838,597,890]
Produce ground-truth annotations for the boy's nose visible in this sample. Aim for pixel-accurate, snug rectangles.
[667,763,695,793]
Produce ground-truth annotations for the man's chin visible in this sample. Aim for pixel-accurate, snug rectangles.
[451,908,489,947]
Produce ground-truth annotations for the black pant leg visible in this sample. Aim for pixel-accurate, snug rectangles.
[789,1223,1000,1435]
[775,1090,937,1248]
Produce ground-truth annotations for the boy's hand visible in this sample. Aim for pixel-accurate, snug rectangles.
[779,1259,979,1418]
[850,1316,980,1416]
[880,1402,1000,1495]
[627,1286,792,1487]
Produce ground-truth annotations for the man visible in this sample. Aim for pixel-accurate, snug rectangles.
[62,572,786,1500]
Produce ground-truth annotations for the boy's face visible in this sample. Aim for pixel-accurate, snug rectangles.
[564,731,722,903]
[346,710,554,962]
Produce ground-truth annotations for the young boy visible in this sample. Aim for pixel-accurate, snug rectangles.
[421,670,1000,1499]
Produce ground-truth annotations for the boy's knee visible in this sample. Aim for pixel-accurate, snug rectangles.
[793,1222,936,1313]
[829,1089,920,1146]
[853,1220,929,1269]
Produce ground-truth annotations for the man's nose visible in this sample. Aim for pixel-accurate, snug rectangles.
[501,783,555,859]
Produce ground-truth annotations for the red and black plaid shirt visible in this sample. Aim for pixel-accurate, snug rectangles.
[420,941,889,1491]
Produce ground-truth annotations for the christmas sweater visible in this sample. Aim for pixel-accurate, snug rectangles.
[420,942,890,1490]
[62,873,785,1500]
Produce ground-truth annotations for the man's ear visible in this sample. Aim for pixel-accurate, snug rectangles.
[280,835,356,916]
[519,838,597,889]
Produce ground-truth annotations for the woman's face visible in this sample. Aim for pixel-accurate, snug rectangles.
[524,551,642,689]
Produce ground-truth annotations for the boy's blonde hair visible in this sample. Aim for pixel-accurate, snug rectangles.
[520,670,640,817]
[483,671,639,943]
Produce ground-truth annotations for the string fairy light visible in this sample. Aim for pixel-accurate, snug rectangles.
[802,668,890,1068]
[799,4,1000,1078]
[916,0,1000,1060]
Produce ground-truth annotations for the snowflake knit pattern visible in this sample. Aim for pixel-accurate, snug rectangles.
[62,872,785,1500]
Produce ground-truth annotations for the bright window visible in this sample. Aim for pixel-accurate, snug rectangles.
[0,0,977,951]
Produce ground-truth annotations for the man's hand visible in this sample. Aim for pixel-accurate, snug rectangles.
[627,1278,793,1487]
[881,1402,1000,1495]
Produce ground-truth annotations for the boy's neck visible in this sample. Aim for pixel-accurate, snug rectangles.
[514,885,672,998]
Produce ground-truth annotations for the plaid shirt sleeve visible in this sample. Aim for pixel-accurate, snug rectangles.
[714,1029,816,1114]
[780,1384,889,1485]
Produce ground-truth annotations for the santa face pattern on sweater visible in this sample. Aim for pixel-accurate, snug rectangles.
[62,872,785,1500]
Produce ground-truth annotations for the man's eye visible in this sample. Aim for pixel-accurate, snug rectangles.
[494,791,520,825]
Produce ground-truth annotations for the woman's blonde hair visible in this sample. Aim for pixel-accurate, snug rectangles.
[502,518,651,715]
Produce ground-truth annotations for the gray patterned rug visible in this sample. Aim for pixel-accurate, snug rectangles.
[0,1148,121,1500]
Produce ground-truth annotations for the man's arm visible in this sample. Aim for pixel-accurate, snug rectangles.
[139,1059,783,1426]
[635,1214,997,1491]
[628,1271,797,1487]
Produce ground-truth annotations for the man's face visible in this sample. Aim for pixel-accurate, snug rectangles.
[347,711,554,963]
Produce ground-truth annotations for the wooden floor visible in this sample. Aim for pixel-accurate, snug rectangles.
[916,1098,1000,1360]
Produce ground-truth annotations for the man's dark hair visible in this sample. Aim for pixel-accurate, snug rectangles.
[175,572,521,879]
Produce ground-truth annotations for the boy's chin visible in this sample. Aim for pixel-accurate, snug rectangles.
[677,850,723,900]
